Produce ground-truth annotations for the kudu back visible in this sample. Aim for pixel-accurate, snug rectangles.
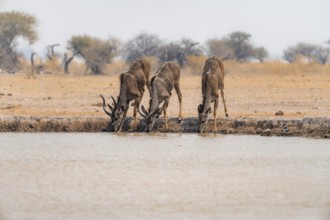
[139,62,182,132]
[100,58,150,132]
[198,57,228,133]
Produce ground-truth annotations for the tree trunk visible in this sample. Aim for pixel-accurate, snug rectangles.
[63,53,74,74]
[30,53,36,75]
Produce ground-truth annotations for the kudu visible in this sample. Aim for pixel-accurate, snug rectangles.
[198,57,228,133]
[100,58,151,132]
[139,62,182,132]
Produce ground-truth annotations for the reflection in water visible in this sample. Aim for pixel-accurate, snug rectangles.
[0,133,329,220]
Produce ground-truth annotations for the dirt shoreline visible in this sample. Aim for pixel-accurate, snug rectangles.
[0,115,329,138]
[1,73,329,138]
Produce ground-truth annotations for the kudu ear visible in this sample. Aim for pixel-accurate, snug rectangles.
[198,104,203,113]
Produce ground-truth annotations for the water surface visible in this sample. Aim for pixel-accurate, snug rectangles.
[0,133,329,220]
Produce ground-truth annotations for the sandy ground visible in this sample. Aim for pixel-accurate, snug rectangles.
[0,71,329,136]
[1,71,329,118]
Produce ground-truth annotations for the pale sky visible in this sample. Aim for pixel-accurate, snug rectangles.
[1,0,330,58]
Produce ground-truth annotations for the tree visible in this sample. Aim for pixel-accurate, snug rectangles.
[63,52,75,74]
[206,38,234,59]
[46,43,60,60]
[158,38,202,67]
[30,52,44,74]
[312,46,330,65]
[124,33,203,67]
[180,38,202,57]
[283,46,296,63]
[283,42,325,63]
[123,32,161,62]
[206,31,267,62]
[313,40,330,64]
[253,47,268,62]
[67,35,119,74]
[0,11,37,71]
[297,43,318,62]
[226,31,254,61]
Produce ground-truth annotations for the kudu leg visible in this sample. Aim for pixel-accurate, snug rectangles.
[163,100,169,131]
[221,89,228,117]
[174,83,183,122]
[118,110,128,133]
[213,99,219,131]
[133,105,138,129]
[133,97,142,129]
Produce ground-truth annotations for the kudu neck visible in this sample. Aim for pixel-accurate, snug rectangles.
[203,94,212,113]
[117,85,128,108]
[150,89,159,113]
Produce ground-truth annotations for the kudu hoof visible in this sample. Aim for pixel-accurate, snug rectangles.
[225,113,229,117]
[178,117,182,123]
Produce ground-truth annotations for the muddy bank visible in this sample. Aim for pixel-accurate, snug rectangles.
[0,116,329,138]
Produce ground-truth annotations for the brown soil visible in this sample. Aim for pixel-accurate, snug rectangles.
[0,71,329,137]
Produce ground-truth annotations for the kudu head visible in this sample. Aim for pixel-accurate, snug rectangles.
[112,102,129,132]
[198,104,211,133]
[138,101,165,132]
[100,94,123,132]
[207,58,220,71]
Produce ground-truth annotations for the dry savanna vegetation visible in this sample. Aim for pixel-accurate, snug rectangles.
[1,59,329,120]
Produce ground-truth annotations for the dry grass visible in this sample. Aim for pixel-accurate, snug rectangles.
[1,60,329,119]
[16,55,330,77]
[43,58,62,74]
[224,60,330,75]
[102,60,128,76]
[4,57,330,118]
